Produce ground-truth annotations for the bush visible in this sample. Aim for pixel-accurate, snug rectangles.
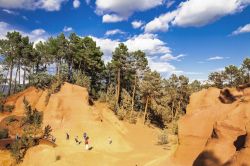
[106,84,116,111]
[158,130,168,145]
[29,72,54,89]
[5,105,15,112]
[73,72,91,91]
[23,97,43,127]
[5,116,19,125]
[171,121,178,135]
[10,136,37,163]
[98,91,107,102]
[117,107,127,120]
[0,128,9,139]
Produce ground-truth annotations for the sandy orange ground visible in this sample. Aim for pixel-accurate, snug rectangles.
[0,83,176,166]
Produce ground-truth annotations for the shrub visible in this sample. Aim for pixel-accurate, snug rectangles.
[106,84,116,111]
[158,130,168,145]
[171,121,178,135]
[98,91,107,102]
[10,136,37,163]
[5,105,15,112]
[5,116,19,125]
[117,107,127,120]
[56,155,61,161]
[0,128,9,139]
[29,72,54,89]
[73,72,91,91]
[23,97,43,127]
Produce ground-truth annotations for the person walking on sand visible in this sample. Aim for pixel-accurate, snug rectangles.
[83,132,87,140]
[75,136,79,144]
[108,137,112,144]
[85,137,89,150]
[66,133,70,140]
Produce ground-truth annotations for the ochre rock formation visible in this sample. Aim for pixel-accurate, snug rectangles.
[171,87,250,166]
[0,82,168,166]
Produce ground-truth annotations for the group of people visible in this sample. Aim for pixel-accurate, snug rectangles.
[66,132,113,151]
[66,132,90,150]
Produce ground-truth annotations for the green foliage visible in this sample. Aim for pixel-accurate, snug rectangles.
[29,72,54,89]
[23,97,43,127]
[121,89,132,111]
[158,130,168,145]
[117,108,127,120]
[0,128,9,139]
[4,105,15,113]
[10,135,37,163]
[73,72,91,91]
[98,91,107,102]
[106,84,116,111]
[43,125,52,139]
[208,58,250,88]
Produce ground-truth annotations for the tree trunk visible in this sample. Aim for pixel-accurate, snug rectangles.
[130,75,136,120]
[23,67,26,87]
[171,101,175,122]
[115,68,121,111]
[18,64,21,85]
[14,67,19,93]
[2,68,9,93]
[143,96,149,125]
[8,61,14,96]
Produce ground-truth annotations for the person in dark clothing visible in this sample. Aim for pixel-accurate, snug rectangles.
[66,133,70,140]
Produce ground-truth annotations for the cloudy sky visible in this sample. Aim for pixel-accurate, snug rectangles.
[0,0,250,81]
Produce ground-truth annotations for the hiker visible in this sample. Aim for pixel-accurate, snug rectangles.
[85,137,89,150]
[16,134,19,140]
[66,133,70,140]
[108,137,112,144]
[83,132,87,140]
[75,136,79,144]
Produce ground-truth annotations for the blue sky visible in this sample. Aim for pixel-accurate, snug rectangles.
[0,0,250,81]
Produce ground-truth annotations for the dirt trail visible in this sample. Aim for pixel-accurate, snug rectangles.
[0,83,174,166]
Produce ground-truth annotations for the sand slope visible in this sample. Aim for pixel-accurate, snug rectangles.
[0,83,172,166]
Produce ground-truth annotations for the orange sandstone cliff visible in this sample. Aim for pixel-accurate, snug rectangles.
[170,87,250,166]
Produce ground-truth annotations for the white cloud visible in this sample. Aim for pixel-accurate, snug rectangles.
[207,56,229,61]
[105,29,125,36]
[145,0,250,32]
[166,0,175,8]
[90,36,119,63]
[91,33,183,74]
[131,20,144,29]
[73,0,80,8]
[2,9,18,15]
[160,54,185,61]
[124,33,171,55]
[0,22,48,45]
[0,0,67,11]
[144,11,177,33]
[232,23,250,35]
[148,58,177,73]
[172,0,249,27]
[102,14,124,23]
[96,0,163,22]
[63,26,73,32]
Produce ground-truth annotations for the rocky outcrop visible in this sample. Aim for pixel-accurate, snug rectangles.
[171,87,250,166]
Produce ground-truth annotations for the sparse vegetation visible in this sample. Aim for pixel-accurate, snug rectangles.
[0,128,9,139]
[158,130,168,145]
[6,98,50,163]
